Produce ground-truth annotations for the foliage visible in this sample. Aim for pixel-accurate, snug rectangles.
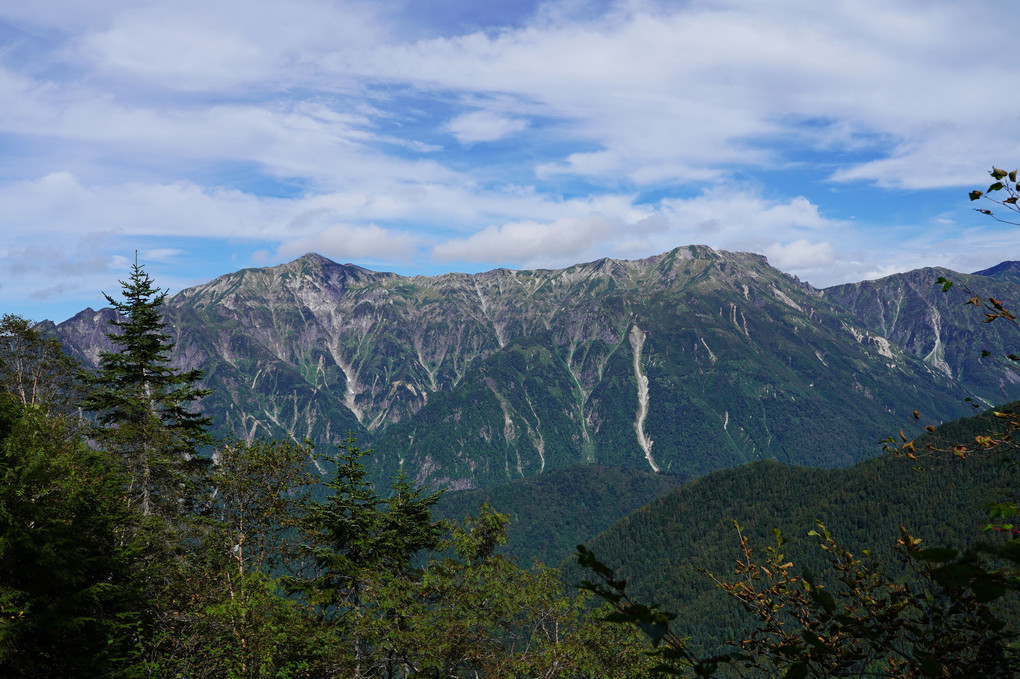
[404,503,663,678]
[969,165,1020,226]
[0,393,140,677]
[434,463,685,567]
[286,436,444,617]
[576,543,714,676]
[562,441,1017,653]
[280,438,662,678]
[144,437,322,678]
[80,258,212,517]
[711,523,1015,678]
[0,314,85,419]
[882,246,1020,631]
[578,517,1018,678]
[206,437,318,576]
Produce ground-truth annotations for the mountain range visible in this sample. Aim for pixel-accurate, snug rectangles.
[48,245,1020,490]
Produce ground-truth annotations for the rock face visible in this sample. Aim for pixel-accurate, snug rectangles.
[53,246,1020,489]
[822,268,1020,404]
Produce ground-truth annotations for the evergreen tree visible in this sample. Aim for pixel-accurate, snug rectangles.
[0,393,140,677]
[288,436,445,619]
[81,257,212,516]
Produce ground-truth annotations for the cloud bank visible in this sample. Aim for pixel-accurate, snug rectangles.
[1,0,1018,320]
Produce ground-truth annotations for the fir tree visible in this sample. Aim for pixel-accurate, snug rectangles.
[81,256,212,516]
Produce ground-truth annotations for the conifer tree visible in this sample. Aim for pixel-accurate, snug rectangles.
[81,256,212,516]
[0,369,139,677]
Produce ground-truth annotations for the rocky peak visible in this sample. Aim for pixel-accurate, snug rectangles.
[973,260,1020,285]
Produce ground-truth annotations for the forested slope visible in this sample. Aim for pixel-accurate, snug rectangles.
[563,405,1019,655]
[434,464,686,566]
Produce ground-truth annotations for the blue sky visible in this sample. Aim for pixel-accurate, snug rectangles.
[2,0,1020,322]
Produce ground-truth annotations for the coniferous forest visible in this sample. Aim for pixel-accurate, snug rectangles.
[1,259,1017,678]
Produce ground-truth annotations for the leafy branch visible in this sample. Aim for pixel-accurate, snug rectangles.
[576,544,743,676]
[969,166,1020,226]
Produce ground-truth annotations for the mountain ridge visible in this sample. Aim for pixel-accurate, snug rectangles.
[50,245,1020,490]
[973,259,1020,284]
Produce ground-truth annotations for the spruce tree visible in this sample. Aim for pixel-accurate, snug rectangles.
[81,257,211,516]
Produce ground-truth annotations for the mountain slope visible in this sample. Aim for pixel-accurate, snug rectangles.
[434,464,687,566]
[974,260,1020,285]
[561,406,1019,654]
[822,268,1020,404]
[52,246,999,489]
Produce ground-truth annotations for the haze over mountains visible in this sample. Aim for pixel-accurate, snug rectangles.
[49,245,1020,490]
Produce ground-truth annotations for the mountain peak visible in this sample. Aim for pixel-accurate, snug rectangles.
[293,252,335,266]
[972,260,1020,285]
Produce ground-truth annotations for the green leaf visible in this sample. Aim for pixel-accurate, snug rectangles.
[970,190,984,201]
[785,662,809,679]
[810,587,837,614]
[991,167,1008,180]
[971,578,1006,603]
[934,276,954,292]
[800,629,827,652]
[920,656,942,677]
[637,620,670,647]
[916,547,958,563]
[932,562,984,588]
[988,182,1004,192]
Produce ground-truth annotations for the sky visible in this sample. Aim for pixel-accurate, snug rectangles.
[3,0,1020,323]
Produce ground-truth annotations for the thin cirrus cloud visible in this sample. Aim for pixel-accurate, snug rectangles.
[0,0,1018,323]
[444,111,529,144]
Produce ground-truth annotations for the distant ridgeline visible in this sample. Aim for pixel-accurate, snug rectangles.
[48,247,1020,490]
[560,404,1020,655]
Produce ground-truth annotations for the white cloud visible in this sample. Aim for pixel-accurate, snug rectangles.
[81,18,272,91]
[277,222,422,261]
[0,173,275,238]
[659,190,834,247]
[70,0,391,92]
[345,1,1020,187]
[764,240,836,270]
[140,248,186,262]
[2,0,1020,320]
[433,213,620,264]
[7,1,1020,192]
[445,110,528,144]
